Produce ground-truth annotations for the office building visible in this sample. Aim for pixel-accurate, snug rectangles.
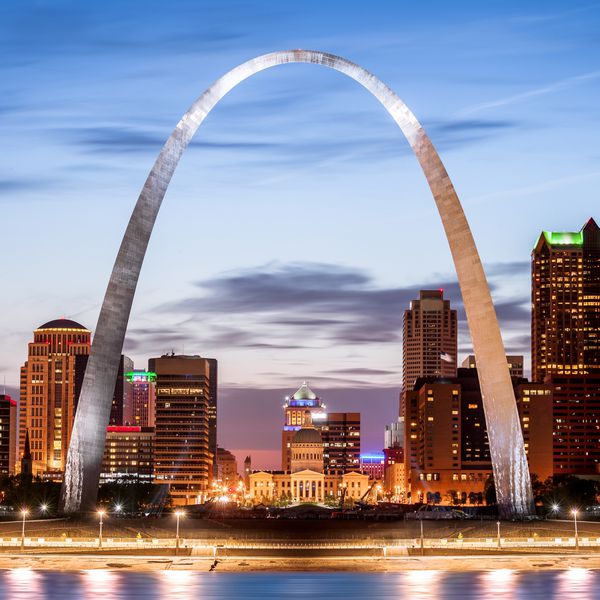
[19,319,91,476]
[101,426,154,483]
[0,394,17,476]
[461,355,524,379]
[321,412,361,474]
[403,369,553,503]
[149,354,211,505]
[215,447,238,488]
[402,290,457,393]
[532,218,600,381]
[124,370,156,427]
[532,218,600,475]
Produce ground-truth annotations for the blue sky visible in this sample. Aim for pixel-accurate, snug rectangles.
[1,0,599,467]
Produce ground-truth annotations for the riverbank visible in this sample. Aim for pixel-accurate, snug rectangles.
[1,553,600,572]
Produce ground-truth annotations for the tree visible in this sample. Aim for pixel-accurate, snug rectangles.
[484,475,497,506]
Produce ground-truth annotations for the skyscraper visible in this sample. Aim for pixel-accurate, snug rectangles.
[19,319,91,476]
[149,354,211,505]
[321,412,361,474]
[109,355,133,426]
[206,358,218,478]
[0,394,17,476]
[402,290,457,393]
[532,218,600,475]
[532,218,600,381]
[124,370,156,427]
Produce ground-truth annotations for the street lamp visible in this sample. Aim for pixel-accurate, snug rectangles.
[20,508,29,550]
[174,510,184,555]
[496,521,501,549]
[97,509,106,550]
[571,509,579,550]
[114,503,123,515]
[40,503,48,516]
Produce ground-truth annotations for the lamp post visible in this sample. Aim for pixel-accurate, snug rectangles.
[572,509,579,550]
[20,509,29,550]
[175,510,184,555]
[97,509,106,550]
[496,521,501,549]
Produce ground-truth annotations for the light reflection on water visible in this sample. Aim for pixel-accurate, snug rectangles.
[0,569,598,599]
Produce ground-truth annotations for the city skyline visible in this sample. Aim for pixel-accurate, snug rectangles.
[2,1,600,468]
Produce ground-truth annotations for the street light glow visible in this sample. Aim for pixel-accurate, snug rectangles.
[571,509,579,516]
[40,504,48,512]
[114,503,123,512]
[21,508,29,517]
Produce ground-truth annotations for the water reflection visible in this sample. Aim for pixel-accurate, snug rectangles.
[0,568,598,599]
[159,570,202,599]
[557,568,594,600]
[481,569,517,598]
[403,569,441,598]
[82,569,122,599]
[3,568,42,600]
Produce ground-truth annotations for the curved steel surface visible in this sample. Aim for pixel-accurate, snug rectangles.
[61,50,533,517]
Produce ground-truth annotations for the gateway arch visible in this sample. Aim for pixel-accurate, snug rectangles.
[60,50,533,518]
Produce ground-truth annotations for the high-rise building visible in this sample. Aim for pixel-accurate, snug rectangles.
[403,369,553,502]
[384,417,404,450]
[215,447,238,488]
[321,412,361,474]
[551,375,600,475]
[402,290,457,393]
[532,218,600,475]
[19,319,91,477]
[206,358,218,478]
[532,218,600,381]
[110,355,133,425]
[0,394,17,476]
[124,370,156,427]
[149,354,211,505]
[101,426,154,483]
[461,355,524,379]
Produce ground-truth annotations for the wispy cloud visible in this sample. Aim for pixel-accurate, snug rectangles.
[140,262,530,353]
[459,70,600,115]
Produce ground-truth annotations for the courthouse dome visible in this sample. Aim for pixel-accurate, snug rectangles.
[37,318,88,330]
[292,427,322,445]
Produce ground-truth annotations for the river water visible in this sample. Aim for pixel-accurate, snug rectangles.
[0,569,598,599]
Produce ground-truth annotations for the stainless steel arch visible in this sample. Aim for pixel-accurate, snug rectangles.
[60,50,533,517]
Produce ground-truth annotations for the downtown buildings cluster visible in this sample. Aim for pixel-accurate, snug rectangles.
[0,218,598,508]
[382,218,600,504]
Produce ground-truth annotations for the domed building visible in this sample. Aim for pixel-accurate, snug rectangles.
[249,385,369,505]
[20,318,91,476]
